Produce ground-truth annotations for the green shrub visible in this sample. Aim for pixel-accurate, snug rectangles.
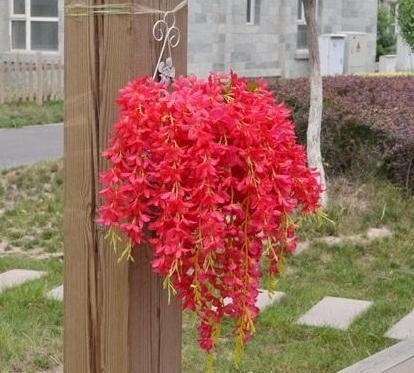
[398,0,414,48]
[270,76,414,191]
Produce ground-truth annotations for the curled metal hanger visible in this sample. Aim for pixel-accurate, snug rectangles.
[152,11,181,85]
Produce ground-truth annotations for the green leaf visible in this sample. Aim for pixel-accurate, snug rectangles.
[247,81,259,92]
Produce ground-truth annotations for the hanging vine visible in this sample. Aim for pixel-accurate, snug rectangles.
[98,72,321,361]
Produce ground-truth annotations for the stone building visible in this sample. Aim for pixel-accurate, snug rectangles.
[188,0,378,77]
[0,0,378,78]
[0,0,64,61]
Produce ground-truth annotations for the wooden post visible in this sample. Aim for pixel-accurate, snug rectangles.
[64,1,187,372]
[35,52,44,105]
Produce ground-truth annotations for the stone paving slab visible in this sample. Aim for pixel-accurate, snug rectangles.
[338,339,414,373]
[220,289,285,312]
[256,290,285,311]
[385,309,414,340]
[297,296,372,330]
[293,241,310,256]
[47,285,63,301]
[0,269,45,293]
[366,227,392,240]
[317,227,392,248]
[318,236,344,247]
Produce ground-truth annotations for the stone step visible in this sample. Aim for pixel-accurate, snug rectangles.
[256,290,285,311]
[297,296,372,330]
[338,339,414,373]
[385,309,414,340]
[47,285,63,301]
[293,241,310,256]
[0,269,45,294]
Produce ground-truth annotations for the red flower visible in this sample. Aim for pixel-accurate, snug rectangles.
[98,73,321,355]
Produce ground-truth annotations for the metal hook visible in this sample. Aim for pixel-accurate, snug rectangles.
[152,12,181,85]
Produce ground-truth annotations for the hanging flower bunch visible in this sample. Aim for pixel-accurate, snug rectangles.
[99,73,321,358]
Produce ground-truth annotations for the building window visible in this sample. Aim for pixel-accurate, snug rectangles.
[10,0,59,52]
[246,0,256,25]
[296,0,318,50]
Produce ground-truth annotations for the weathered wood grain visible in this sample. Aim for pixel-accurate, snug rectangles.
[64,0,187,371]
[64,0,97,371]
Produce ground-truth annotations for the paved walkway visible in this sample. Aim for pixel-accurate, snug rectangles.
[0,123,63,169]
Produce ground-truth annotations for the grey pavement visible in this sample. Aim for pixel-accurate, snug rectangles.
[0,123,63,169]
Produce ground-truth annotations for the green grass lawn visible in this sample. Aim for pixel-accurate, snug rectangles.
[0,162,63,255]
[0,101,63,128]
[0,257,63,372]
[0,162,413,372]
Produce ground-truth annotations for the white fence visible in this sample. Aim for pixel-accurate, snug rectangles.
[0,53,64,105]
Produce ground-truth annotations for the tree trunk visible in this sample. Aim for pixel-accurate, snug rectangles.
[303,0,328,207]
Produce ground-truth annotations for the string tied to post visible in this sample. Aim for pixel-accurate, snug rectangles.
[65,1,188,17]
[65,1,187,86]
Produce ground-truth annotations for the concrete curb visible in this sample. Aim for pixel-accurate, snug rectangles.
[338,339,414,373]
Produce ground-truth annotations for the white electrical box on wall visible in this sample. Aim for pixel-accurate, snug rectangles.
[341,32,369,74]
[319,34,346,76]
[379,55,397,73]
[396,34,414,72]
